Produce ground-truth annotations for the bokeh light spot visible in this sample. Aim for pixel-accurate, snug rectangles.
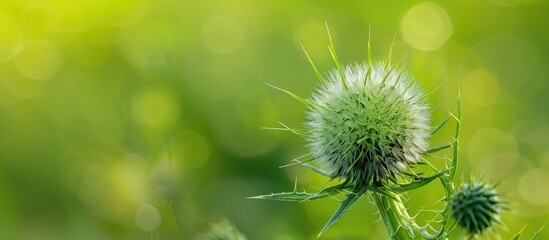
[400,2,453,51]
[0,13,22,63]
[202,16,242,54]
[473,34,539,94]
[46,4,86,34]
[67,161,94,192]
[107,0,150,26]
[132,88,180,129]
[462,69,500,106]
[210,91,281,157]
[14,40,64,80]
[111,155,148,204]
[467,128,518,179]
[120,17,178,68]
[0,68,41,98]
[10,0,54,10]
[541,152,549,170]
[135,204,162,232]
[170,131,211,169]
[518,169,549,205]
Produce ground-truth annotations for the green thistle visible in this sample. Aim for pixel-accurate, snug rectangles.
[451,182,504,235]
[252,24,463,239]
[305,62,430,186]
[249,24,544,239]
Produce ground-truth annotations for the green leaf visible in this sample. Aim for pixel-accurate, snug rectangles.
[325,22,348,90]
[248,191,329,202]
[318,185,368,237]
[512,225,527,240]
[511,223,545,240]
[265,83,314,108]
[430,116,450,136]
[363,25,373,85]
[392,170,448,192]
[383,33,396,70]
[380,57,405,88]
[278,156,332,178]
[249,183,350,202]
[449,96,462,181]
[531,222,546,240]
[300,42,324,85]
[367,24,372,66]
[277,122,304,136]
[368,185,398,201]
[423,144,452,155]
[261,124,305,136]
[303,182,352,202]
[278,153,313,168]
[302,162,332,177]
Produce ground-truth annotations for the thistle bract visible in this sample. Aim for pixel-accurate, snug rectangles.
[305,62,430,185]
[451,182,503,235]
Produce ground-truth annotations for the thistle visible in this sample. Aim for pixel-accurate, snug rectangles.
[305,61,430,186]
[451,182,503,236]
[250,24,538,239]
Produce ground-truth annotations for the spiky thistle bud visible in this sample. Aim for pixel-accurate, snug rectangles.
[305,62,430,186]
[451,182,504,235]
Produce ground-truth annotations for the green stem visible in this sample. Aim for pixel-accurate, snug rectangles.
[374,191,424,240]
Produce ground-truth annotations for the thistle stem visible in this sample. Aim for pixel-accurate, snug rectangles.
[373,191,423,240]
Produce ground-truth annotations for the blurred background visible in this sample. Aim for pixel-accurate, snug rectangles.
[0,0,548,239]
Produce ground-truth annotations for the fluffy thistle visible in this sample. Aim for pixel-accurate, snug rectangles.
[253,25,470,238]
[305,62,430,186]
[451,182,504,235]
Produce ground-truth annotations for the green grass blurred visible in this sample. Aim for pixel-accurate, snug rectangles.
[1,0,548,239]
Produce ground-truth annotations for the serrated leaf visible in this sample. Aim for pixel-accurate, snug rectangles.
[302,182,352,202]
[392,170,448,192]
[249,183,350,202]
[248,191,327,202]
[317,185,368,237]
[423,144,452,155]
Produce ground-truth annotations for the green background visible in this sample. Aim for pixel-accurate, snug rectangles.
[0,0,548,239]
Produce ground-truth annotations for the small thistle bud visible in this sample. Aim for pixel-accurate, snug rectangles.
[305,62,430,186]
[451,182,504,235]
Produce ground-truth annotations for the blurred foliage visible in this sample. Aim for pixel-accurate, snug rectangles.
[0,0,548,239]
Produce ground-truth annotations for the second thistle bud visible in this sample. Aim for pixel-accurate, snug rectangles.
[305,62,430,186]
[451,182,504,235]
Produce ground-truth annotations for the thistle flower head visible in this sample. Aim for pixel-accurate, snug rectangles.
[451,182,504,235]
[305,62,430,186]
